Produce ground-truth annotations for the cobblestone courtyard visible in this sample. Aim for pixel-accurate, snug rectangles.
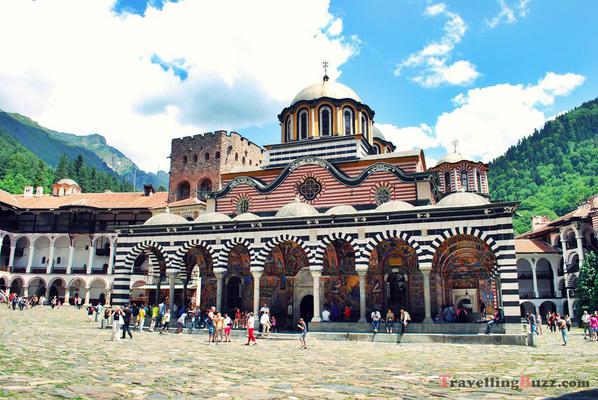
[0,307,596,399]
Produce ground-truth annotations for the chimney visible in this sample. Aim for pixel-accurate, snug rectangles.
[35,186,44,197]
[23,186,34,198]
[531,215,551,231]
[143,183,155,197]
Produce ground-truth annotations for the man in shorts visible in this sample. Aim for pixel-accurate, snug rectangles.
[207,306,216,344]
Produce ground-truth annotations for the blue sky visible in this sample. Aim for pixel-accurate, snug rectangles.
[0,0,596,170]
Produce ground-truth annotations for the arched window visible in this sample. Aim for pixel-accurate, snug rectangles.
[386,147,392,153]
[182,156,188,164]
[444,171,452,193]
[319,106,332,136]
[56,257,61,264]
[192,154,198,163]
[215,151,221,159]
[476,170,482,192]
[361,113,368,138]
[177,181,191,200]
[343,107,354,135]
[373,144,380,154]
[235,153,239,162]
[242,156,246,165]
[298,109,309,140]
[205,153,210,161]
[285,116,293,142]
[249,160,253,166]
[460,170,468,191]
[198,178,212,194]
[41,256,47,264]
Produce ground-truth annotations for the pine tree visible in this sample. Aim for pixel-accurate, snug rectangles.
[55,154,69,180]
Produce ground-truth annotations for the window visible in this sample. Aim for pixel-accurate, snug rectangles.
[343,107,354,135]
[41,256,47,264]
[216,151,221,159]
[319,106,332,136]
[373,144,380,154]
[56,257,61,264]
[476,170,482,192]
[235,153,239,162]
[177,181,191,200]
[192,154,198,163]
[361,114,368,138]
[198,179,212,193]
[249,160,253,166]
[182,155,188,164]
[298,109,309,140]
[375,186,391,205]
[444,172,452,193]
[205,153,210,161]
[298,177,322,201]
[242,156,246,165]
[285,116,293,142]
[236,197,250,214]
[460,170,468,191]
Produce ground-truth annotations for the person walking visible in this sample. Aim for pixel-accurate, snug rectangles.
[581,311,591,339]
[111,307,123,342]
[399,308,411,335]
[527,312,538,335]
[149,304,159,332]
[245,312,257,345]
[86,304,95,322]
[565,315,572,331]
[159,308,171,334]
[297,318,307,349]
[260,311,271,338]
[590,311,598,342]
[385,309,395,334]
[95,302,103,323]
[137,304,146,333]
[51,296,57,309]
[121,306,133,339]
[558,314,568,346]
[176,309,187,334]
[536,312,543,335]
[102,307,111,329]
[370,309,381,333]
[215,312,225,343]
[206,306,216,344]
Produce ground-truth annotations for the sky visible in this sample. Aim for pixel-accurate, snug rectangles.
[0,0,596,171]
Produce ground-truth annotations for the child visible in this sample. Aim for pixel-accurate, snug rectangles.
[297,318,307,349]
[224,313,232,342]
[215,312,225,343]
[271,315,277,333]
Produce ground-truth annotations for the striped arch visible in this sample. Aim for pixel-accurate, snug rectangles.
[174,239,217,270]
[218,238,255,267]
[314,232,360,266]
[122,240,172,273]
[361,230,423,267]
[255,234,313,267]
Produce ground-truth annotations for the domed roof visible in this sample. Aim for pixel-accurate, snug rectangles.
[275,197,320,218]
[324,205,357,215]
[233,212,261,221]
[435,151,465,166]
[436,192,490,207]
[56,178,80,187]
[193,212,232,223]
[375,200,414,212]
[373,126,386,141]
[144,212,189,226]
[292,79,361,106]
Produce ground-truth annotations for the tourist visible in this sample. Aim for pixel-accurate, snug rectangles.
[321,307,331,322]
[207,306,216,343]
[159,308,171,334]
[271,315,277,332]
[330,304,339,322]
[344,305,351,322]
[536,312,543,335]
[485,307,503,335]
[137,304,146,333]
[565,314,572,331]
[297,317,307,349]
[399,308,411,335]
[149,304,159,332]
[95,302,103,323]
[18,296,25,310]
[457,306,468,323]
[445,305,457,323]
[245,312,257,345]
[86,303,95,322]
[558,314,568,346]
[121,306,133,339]
[111,307,123,342]
[234,308,241,329]
[102,306,111,329]
[224,313,232,342]
[385,309,395,334]
[590,311,598,342]
[581,311,591,339]
[260,310,271,337]
[176,309,187,334]
[76,296,82,310]
[260,302,270,314]
[370,309,381,333]
[50,296,57,309]
[526,312,537,335]
[158,300,166,328]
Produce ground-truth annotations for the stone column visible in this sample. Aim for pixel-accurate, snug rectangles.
[107,240,116,274]
[530,259,539,298]
[250,267,263,317]
[421,268,433,323]
[86,243,95,274]
[195,276,202,307]
[310,267,322,322]
[64,287,70,306]
[26,245,35,273]
[84,286,91,305]
[559,229,572,315]
[23,286,29,297]
[66,246,74,273]
[8,246,16,269]
[168,271,176,313]
[214,267,226,312]
[356,267,367,323]
[46,243,56,274]
[574,225,585,267]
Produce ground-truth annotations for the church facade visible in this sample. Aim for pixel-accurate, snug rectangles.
[111,75,522,326]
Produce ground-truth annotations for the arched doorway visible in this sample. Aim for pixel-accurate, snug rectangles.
[300,295,314,322]
[89,278,107,305]
[182,245,215,310]
[177,181,191,201]
[48,278,66,302]
[28,277,47,298]
[322,239,357,322]
[224,244,253,314]
[226,276,243,311]
[10,277,24,295]
[68,278,86,305]
[539,301,556,316]
[1,235,11,267]
[387,273,408,311]
[520,301,536,317]
[197,178,213,197]
[0,277,6,292]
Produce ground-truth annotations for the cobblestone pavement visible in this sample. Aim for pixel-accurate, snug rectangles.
[0,307,597,399]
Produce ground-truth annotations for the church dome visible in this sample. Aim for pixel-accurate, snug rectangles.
[324,205,357,215]
[373,126,386,141]
[375,200,414,212]
[435,151,465,166]
[276,198,320,218]
[233,212,261,221]
[144,212,189,226]
[56,178,80,187]
[436,192,490,207]
[194,212,232,223]
[292,79,361,106]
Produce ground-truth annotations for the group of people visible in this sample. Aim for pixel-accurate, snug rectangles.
[437,304,473,323]
[369,308,411,334]
[319,304,354,322]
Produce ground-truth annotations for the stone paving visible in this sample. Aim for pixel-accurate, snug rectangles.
[0,306,597,399]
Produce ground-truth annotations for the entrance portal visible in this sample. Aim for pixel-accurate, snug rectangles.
[300,295,313,323]
[387,273,408,311]
[226,276,243,312]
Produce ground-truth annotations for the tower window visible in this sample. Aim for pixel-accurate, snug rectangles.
[343,107,354,135]
[476,170,482,192]
[319,106,332,136]
[285,116,293,142]
[182,156,188,164]
[298,109,309,140]
[205,153,210,161]
[460,170,468,191]
[361,114,368,138]
[192,154,198,163]
[444,171,452,193]
[215,151,221,159]
[242,156,246,165]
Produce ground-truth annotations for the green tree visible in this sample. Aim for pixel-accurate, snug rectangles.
[55,154,70,180]
[575,252,598,320]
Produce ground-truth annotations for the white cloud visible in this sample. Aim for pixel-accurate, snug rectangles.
[394,3,479,87]
[486,0,531,29]
[434,72,585,162]
[375,123,438,151]
[0,0,358,171]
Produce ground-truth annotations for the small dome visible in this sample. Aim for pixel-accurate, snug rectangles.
[56,178,80,187]
[276,197,320,218]
[194,212,232,223]
[435,151,465,166]
[292,79,361,106]
[144,212,189,226]
[373,126,386,141]
[233,212,261,221]
[437,192,490,207]
[375,200,414,212]
[324,205,357,215]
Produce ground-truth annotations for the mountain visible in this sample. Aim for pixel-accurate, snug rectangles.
[489,98,598,234]
[0,110,169,189]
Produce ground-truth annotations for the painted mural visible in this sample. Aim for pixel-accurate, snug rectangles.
[226,245,253,311]
[183,246,215,308]
[322,240,359,319]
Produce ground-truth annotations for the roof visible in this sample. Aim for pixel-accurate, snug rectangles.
[436,151,466,166]
[373,126,386,141]
[0,190,168,210]
[144,212,189,226]
[160,197,205,208]
[292,79,361,106]
[55,178,80,187]
[436,192,490,207]
[514,239,560,254]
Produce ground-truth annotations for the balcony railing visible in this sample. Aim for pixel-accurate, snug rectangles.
[519,291,556,299]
